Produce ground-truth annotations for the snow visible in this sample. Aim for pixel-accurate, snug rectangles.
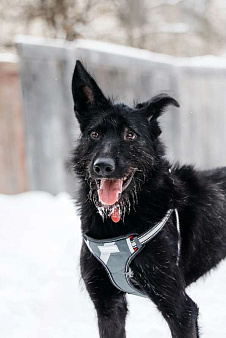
[15,35,226,70]
[0,53,18,63]
[14,35,72,49]
[0,191,226,337]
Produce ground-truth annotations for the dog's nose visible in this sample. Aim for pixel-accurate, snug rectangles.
[93,158,115,176]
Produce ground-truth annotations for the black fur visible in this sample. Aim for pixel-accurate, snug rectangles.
[71,60,226,338]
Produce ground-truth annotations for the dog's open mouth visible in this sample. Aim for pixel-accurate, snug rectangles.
[95,172,134,206]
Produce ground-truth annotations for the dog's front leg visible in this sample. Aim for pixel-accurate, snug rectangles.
[80,243,128,338]
[133,260,199,338]
[96,293,128,338]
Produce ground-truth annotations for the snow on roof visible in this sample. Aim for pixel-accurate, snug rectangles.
[14,34,71,49]
[0,53,18,63]
[14,35,226,69]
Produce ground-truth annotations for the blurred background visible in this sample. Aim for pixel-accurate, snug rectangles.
[1,0,226,196]
[1,2,226,338]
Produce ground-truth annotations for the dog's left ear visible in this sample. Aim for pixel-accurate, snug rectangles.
[136,93,180,121]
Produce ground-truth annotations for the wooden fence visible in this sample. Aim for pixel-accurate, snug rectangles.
[0,55,27,194]
[2,36,226,194]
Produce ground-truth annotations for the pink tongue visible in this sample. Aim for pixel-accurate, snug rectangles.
[98,179,123,205]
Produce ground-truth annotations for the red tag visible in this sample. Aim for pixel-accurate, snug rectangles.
[111,207,121,223]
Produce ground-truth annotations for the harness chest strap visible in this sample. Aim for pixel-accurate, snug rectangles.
[84,209,180,297]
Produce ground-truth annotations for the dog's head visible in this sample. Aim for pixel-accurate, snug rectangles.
[72,61,179,220]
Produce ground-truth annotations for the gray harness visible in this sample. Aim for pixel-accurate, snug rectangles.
[84,209,180,297]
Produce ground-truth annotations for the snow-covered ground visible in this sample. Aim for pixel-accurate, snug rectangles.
[0,192,226,338]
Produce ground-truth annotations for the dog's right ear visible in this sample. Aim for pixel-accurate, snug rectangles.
[72,61,109,124]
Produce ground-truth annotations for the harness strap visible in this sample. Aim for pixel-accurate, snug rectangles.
[84,208,181,297]
[138,209,174,245]
[175,209,181,266]
[137,209,181,265]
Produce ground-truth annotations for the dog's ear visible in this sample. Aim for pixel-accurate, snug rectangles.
[136,93,179,139]
[136,93,180,121]
[72,61,109,120]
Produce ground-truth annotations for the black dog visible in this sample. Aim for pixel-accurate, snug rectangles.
[71,60,226,338]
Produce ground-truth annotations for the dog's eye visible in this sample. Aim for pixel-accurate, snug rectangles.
[124,130,137,141]
[90,131,100,139]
